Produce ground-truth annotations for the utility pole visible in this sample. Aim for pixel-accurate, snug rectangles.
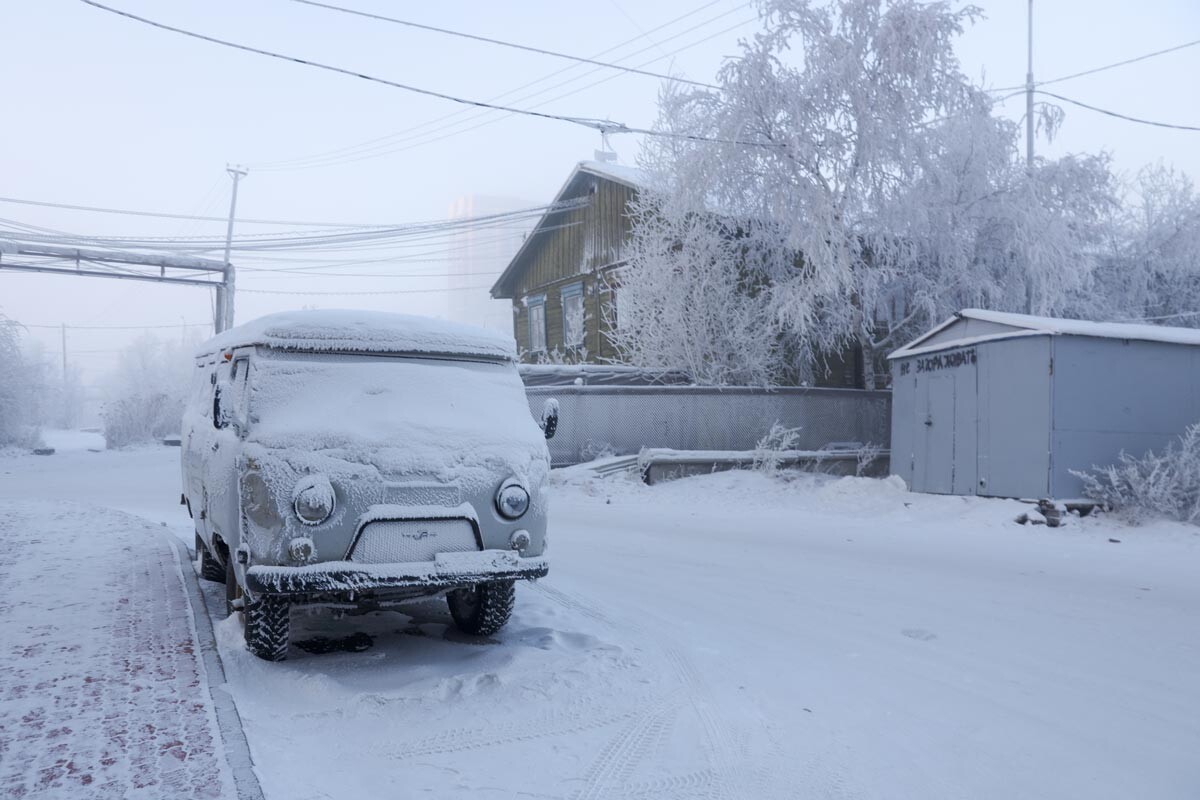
[215,165,247,333]
[1025,0,1035,168]
[61,323,67,385]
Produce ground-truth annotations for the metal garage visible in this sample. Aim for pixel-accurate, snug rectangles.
[889,309,1200,499]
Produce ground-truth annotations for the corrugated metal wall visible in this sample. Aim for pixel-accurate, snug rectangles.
[892,332,1200,500]
[524,385,892,467]
[1050,336,1200,497]
[891,336,1052,498]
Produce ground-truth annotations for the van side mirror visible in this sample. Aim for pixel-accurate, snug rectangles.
[540,398,559,440]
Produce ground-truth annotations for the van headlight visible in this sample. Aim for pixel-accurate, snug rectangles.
[496,481,530,519]
[293,474,335,526]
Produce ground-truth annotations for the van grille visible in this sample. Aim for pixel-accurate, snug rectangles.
[349,519,479,564]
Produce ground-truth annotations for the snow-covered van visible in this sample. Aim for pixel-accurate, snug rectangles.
[181,310,557,661]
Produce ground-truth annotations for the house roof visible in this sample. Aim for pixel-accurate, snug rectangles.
[490,160,647,299]
[197,309,516,360]
[889,308,1200,360]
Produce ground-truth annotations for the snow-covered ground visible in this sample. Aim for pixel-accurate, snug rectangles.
[2,440,1199,799]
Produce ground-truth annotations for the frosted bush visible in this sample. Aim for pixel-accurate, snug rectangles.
[102,393,184,448]
[1073,424,1200,524]
[100,333,197,448]
[855,443,883,477]
[753,423,803,475]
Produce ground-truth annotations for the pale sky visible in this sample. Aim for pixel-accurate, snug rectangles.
[2,0,1198,381]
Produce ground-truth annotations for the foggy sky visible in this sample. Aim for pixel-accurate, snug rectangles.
[3,0,1198,381]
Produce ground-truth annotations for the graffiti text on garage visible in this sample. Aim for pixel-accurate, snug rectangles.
[898,347,977,376]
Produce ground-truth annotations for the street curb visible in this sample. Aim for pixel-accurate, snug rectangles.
[167,536,266,800]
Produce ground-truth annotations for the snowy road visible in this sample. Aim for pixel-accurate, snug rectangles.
[2,443,1199,799]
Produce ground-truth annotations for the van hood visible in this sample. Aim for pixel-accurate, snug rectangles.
[242,353,549,490]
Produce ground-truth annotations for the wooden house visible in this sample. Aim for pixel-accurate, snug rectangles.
[491,160,863,387]
[490,160,637,364]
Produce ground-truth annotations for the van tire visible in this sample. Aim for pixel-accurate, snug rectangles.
[244,596,290,662]
[447,580,515,636]
[225,557,242,618]
[197,534,226,583]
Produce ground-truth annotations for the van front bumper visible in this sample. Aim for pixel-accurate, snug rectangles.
[244,549,548,598]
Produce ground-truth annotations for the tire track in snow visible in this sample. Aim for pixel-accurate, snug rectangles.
[570,692,683,800]
[534,580,756,799]
[616,769,721,799]
[372,704,636,761]
[531,582,614,626]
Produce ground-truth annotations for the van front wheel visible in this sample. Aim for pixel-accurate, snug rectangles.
[244,596,290,661]
[447,580,515,636]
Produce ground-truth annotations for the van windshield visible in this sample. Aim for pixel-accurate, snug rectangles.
[245,352,539,455]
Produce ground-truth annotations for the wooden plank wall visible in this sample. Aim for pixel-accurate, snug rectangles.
[511,174,633,362]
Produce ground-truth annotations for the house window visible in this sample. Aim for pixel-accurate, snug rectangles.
[527,295,547,352]
[561,282,585,348]
[612,286,627,330]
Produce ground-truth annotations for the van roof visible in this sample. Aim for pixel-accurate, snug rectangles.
[196,310,516,360]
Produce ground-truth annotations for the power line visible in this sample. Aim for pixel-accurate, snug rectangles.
[239,283,495,296]
[20,322,213,330]
[249,0,742,170]
[269,15,756,172]
[79,1,621,135]
[1035,90,1200,132]
[0,199,586,253]
[290,0,717,89]
[77,2,774,151]
[0,194,398,228]
[991,37,1200,93]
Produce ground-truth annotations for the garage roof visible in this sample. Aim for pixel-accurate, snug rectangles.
[889,308,1200,360]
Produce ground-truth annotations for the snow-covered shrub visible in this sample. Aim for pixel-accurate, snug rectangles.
[855,443,883,477]
[579,440,617,462]
[753,422,803,475]
[100,333,197,447]
[1073,424,1200,524]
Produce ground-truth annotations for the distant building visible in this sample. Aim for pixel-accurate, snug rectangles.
[445,195,533,336]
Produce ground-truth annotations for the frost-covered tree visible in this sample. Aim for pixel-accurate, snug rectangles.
[617,0,1118,386]
[101,333,198,447]
[0,314,46,447]
[1092,165,1200,325]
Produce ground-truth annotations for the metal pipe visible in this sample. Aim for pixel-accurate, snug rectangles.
[0,261,223,287]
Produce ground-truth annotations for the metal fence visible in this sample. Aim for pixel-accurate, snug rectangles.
[524,385,892,467]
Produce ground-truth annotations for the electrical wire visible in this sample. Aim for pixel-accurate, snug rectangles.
[0,199,587,253]
[249,0,743,170]
[1035,90,1200,132]
[78,0,630,135]
[239,283,496,296]
[266,15,757,172]
[0,194,399,228]
[990,37,1200,93]
[79,1,773,163]
[21,322,213,330]
[289,0,717,89]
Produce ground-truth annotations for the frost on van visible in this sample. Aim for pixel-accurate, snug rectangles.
[201,309,517,360]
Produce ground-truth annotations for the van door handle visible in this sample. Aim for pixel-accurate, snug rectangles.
[924,417,933,427]
[211,441,220,452]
